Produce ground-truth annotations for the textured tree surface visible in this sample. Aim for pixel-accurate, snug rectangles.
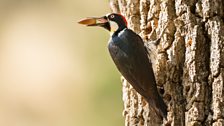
[110,0,224,125]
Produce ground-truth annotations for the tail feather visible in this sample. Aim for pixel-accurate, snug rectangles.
[147,96,167,120]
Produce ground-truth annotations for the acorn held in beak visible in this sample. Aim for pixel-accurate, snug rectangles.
[78,16,111,31]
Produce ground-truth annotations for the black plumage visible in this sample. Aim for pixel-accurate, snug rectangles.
[108,28,167,119]
[78,13,167,119]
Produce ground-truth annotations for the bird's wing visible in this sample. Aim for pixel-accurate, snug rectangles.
[108,29,158,98]
[108,29,167,119]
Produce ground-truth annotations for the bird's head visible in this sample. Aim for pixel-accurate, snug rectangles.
[78,13,127,35]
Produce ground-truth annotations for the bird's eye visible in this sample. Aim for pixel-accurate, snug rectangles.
[110,15,115,18]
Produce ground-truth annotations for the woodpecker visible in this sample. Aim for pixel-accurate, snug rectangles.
[78,13,167,119]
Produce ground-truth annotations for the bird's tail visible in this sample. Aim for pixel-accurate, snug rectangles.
[147,95,167,120]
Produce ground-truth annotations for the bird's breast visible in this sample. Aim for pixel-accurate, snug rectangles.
[108,41,128,60]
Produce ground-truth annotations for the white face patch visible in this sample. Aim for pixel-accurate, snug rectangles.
[109,20,119,33]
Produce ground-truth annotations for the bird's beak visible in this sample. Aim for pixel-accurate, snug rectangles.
[78,16,111,31]
[78,16,108,26]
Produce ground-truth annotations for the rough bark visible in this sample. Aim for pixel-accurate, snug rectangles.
[110,0,224,125]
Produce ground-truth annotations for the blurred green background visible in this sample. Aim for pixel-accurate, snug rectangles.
[0,0,123,126]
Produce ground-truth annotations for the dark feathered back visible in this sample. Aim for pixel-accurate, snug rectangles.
[108,28,167,119]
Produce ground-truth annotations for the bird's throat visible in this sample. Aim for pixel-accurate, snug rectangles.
[109,21,119,35]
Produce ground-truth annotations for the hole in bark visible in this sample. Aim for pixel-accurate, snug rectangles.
[165,121,172,126]
[190,4,196,14]
[164,94,171,102]
[185,85,190,93]
[158,87,165,95]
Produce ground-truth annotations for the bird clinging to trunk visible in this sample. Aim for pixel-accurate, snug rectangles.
[78,13,167,119]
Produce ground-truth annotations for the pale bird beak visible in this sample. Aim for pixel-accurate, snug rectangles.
[78,17,108,26]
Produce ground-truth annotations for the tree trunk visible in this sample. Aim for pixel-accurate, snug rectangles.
[110,0,224,125]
